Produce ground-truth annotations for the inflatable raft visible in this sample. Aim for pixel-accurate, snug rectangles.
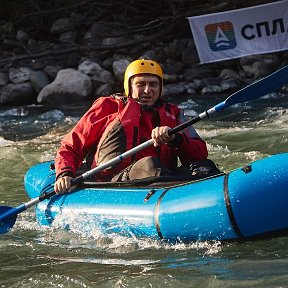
[24,153,288,241]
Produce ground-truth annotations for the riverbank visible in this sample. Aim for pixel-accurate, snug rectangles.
[1,0,287,106]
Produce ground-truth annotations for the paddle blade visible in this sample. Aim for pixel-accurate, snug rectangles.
[218,65,288,111]
[0,206,18,234]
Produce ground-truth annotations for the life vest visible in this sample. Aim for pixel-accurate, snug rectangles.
[91,96,180,180]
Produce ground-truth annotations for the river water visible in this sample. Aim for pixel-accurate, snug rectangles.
[0,91,288,287]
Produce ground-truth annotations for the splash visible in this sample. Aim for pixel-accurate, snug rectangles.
[0,137,13,147]
[13,209,223,256]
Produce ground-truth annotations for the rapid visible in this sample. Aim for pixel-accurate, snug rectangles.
[0,91,288,287]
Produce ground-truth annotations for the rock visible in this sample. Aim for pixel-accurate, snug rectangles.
[0,83,35,105]
[0,72,9,87]
[185,79,203,93]
[186,87,196,94]
[29,60,46,71]
[181,44,199,65]
[164,39,182,59]
[183,66,215,82]
[219,68,243,91]
[70,12,84,28]
[50,18,73,34]
[201,77,221,87]
[165,59,185,75]
[112,59,130,82]
[16,30,29,42]
[201,85,222,94]
[96,70,114,85]
[101,57,114,70]
[184,82,197,94]
[79,60,115,85]
[44,65,63,79]
[162,83,186,96]
[190,79,203,90]
[241,61,275,81]
[220,80,240,92]
[83,30,92,44]
[239,54,281,80]
[94,83,114,96]
[9,67,31,84]
[219,68,242,81]
[164,74,179,84]
[37,68,92,105]
[78,60,102,76]
[59,31,77,43]
[200,77,223,94]
[87,21,118,45]
[102,36,126,46]
[140,50,158,60]
[90,22,114,36]
[240,54,280,68]
[29,70,50,92]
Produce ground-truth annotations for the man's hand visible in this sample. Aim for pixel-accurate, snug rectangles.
[54,176,74,194]
[151,126,175,147]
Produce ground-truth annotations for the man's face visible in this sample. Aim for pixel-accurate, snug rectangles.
[130,75,161,106]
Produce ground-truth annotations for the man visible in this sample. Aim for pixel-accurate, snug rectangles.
[54,59,208,193]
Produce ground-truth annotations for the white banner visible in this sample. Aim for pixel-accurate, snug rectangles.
[188,1,288,63]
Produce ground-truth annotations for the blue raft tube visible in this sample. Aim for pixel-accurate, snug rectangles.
[24,153,288,242]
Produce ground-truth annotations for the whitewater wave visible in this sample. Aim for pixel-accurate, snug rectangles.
[14,209,222,256]
[0,136,13,147]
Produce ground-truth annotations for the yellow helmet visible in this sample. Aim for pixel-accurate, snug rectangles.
[124,59,163,97]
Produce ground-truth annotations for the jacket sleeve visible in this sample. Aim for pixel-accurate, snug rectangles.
[170,110,208,165]
[55,97,118,178]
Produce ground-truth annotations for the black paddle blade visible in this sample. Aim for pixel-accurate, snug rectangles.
[0,206,18,234]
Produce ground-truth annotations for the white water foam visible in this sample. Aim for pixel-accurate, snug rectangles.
[200,126,253,139]
[15,210,223,256]
[0,107,28,117]
[0,136,13,147]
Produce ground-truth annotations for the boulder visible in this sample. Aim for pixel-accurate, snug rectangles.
[37,68,92,105]
[112,59,130,82]
[79,60,114,84]
[162,83,186,97]
[0,72,9,87]
[239,54,281,81]
[50,18,73,34]
[30,70,50,93]
[0,83,35,105]
[9,67,31,84]
[44,65,63,79]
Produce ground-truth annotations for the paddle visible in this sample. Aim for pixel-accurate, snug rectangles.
[1,64,288,234]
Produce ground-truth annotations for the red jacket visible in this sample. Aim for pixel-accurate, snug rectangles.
[55,96,208,180]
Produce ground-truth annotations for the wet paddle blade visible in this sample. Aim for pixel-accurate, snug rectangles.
[213,65,288,112]
[0,206,18,234]
[224,65,288,108]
